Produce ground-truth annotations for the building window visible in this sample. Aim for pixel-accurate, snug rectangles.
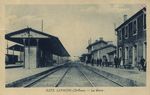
[125,47,128,59]
[122,27,125,39]
[132,44,137,66]
[143,13,146,30]
[119,47,122,58]
[129,22,132,35]
[133,19,138,35]
[118,29,122,41]
[125,25,129,39]
[125,47,129,64]
[143,42,147,60]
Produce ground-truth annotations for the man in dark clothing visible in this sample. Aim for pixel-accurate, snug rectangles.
[97,59,99,66]
[99,58,102,67]
[114,56,118,68]
[140,57,146,71]
[105,57,108,67]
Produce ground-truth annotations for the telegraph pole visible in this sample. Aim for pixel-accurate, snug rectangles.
[41,19,43,32]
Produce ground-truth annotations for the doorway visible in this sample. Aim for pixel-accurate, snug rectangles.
[132,45,137,67]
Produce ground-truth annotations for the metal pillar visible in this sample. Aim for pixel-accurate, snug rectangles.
[28,32,30,69]
[23,39,26,68]
[36,39,39,68]
[12,47,14,55]
[20,48,21,61]
[12,47,14,64]
[7,40,9,54]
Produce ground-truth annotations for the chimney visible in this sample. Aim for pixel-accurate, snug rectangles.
[99,37,103,41]
[95,40,98,42]
[123,15,127,22]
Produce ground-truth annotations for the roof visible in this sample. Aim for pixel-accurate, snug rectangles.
[5,28,70,57]
[115,7,146,31]
[87,40,107,49]
[5,27,56,38]
[8,44,24,52]
[92,44,116,53]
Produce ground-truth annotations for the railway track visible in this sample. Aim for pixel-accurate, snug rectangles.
[76,66,95,87]
[83,66,124,87]
[24,67,61,87]
[55,67,71,87]
[26,66,71,87]
[16,63,123,87]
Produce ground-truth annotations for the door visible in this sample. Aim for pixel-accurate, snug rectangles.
[132,45,137,67]
[125,47,128,65]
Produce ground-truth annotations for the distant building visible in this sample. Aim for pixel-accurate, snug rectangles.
[6,44,24,65]
[86,38,116,64]
[80,53,91,63]
[115,7,146,67]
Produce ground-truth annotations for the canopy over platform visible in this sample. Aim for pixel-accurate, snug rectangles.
[5,28,70,57]
[8,44,24,52]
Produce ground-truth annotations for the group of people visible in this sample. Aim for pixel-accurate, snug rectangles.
[114,56,123,68]
[89,56,109,67]
[114,56,146,71]
[85,55,146,71]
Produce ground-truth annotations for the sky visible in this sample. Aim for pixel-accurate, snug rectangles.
[5,4,145,57]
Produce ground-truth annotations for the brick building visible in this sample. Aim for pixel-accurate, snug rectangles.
[115,7,146,68]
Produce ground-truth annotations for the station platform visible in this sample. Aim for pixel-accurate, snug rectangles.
[82,63,146,86]
[6,64,63,85]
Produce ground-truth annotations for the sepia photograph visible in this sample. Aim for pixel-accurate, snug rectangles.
[4,3,147,88]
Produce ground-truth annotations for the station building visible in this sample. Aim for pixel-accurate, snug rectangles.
[115,7,146,67]
[86,38,116,64]
[5,28,70,69]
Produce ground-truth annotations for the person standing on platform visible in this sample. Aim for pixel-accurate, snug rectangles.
[140,56,146,71]
[105,57,108,67]
[97,59,99,66]
[102,56,105,67]
[99,58,102,67]
[114,56,118,68]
